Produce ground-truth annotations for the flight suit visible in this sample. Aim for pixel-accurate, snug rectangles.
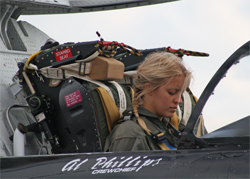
[104,107,180,152]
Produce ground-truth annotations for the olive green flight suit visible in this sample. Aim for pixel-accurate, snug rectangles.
[104,107,180,152]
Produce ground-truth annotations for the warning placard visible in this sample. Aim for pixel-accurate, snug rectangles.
[55,47,73,61]
[64,90,83,107]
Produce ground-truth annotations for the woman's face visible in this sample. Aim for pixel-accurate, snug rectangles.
[142,75,186,118]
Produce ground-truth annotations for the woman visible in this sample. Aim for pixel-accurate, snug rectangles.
[104,52,192,151]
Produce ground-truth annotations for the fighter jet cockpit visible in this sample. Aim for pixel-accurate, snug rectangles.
[1,0,249,178]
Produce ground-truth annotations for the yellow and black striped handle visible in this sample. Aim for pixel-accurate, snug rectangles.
[164,47,209,57]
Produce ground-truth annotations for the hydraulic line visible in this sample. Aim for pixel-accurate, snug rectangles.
[24,50,42,71]
[6,104,29,134]
[22,71,35,94]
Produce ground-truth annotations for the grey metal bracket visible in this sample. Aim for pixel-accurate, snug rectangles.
[0,4,17,50]
[0,4,27,51]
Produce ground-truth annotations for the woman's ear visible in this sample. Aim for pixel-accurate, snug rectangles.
[145,83,153,95]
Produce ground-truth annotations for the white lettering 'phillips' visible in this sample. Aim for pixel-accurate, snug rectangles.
[91,157,107,169]
[101,157,118,168]
[125,156,141,167]
[117,156,133,167]
[135,159,155,172]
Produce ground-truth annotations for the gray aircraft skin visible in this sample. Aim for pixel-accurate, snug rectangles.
[0,0,249,178]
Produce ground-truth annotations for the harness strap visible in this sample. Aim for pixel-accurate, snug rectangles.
[96,87,120,132]
[109,81,127,116]
[181,90,192,126]
[150,132,176,150]
[177,105,182,123]
[158,143,172,150]
[135,116,176,150]
[40,61,92,79]
[171,112,179,130]
[40,51,99,80]
[127,86,134,103]
[40,67,64,79]
[65,72,115,101]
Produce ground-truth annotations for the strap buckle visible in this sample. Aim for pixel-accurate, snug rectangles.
[79,61,87,76]
[123,115,131,121]
[150,132,167,143]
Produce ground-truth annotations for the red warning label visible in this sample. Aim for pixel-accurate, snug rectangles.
[55,47,73,61]
[64,90,83,107]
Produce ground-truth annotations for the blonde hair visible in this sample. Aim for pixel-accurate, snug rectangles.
[133,52,192,134]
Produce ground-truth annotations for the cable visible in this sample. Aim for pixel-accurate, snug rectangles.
[6,104,30,134]
[24,50,42,71]
[38,145,49,155]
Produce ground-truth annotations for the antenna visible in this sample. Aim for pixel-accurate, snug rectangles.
[96,31,104,41]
